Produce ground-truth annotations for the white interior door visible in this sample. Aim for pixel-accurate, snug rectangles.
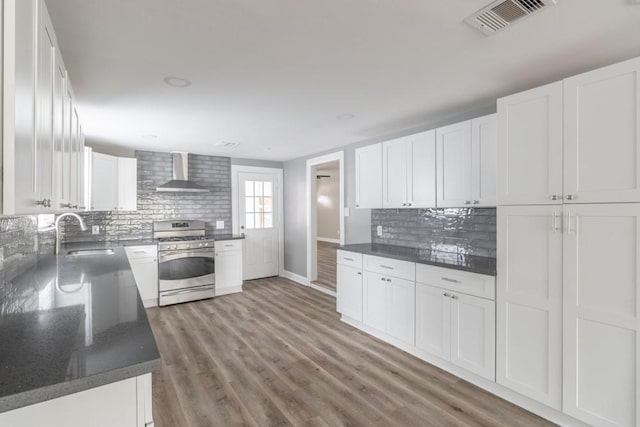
[238,172,280,280]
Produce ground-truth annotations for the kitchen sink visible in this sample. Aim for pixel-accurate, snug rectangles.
[66,249,115,257]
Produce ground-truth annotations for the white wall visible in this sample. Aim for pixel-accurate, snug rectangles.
[316,171,340,241]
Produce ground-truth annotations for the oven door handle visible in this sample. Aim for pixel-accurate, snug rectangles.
[159,250,215,262]
[162,285,215,297]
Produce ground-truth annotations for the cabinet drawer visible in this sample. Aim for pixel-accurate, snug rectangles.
[364,255,415,281]
[215,240,242,251]
[125,245,157,260]
[337,250,363,268]
[416,264,495,300]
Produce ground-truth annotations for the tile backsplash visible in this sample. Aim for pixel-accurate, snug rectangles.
[371,208,496,258]
[60,150,232,243]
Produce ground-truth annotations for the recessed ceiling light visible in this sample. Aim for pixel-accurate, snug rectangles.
[142,134,158,140]
[336,113,355,120]
[163,76,192,88]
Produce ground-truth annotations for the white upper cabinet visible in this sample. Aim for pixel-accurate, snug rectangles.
[355,143,382,208]
[91,153,137,211]
[91,153,118,211]
[563,203,640,427]
[437,121,473,207]
[383,131,436,208]
[117,157,138,211]
[3,0,86,214]
[497,205,563,409]
[497,81,563,205]
[471,114,497,207]
[564,57,640,204]
[382,137,408,208]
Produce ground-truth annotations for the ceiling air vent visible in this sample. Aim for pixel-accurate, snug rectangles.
[465,0,556,35]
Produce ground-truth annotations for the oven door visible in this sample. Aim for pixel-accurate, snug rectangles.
[158,248,215,292]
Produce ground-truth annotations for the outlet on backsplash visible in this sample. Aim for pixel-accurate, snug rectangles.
[92,226,100,235]
[376,225,383,237]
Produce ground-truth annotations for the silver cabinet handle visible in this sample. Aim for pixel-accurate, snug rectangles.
[566,195,576,201]
[550,195,560,201]
[451,294,459,300]
[443,292,451,297]
[380,277,386,281]
[441,277,461,284]
[407,203,412,207]
[401,203,407,207]
[472,200,479,205]
[357,272,361,276]
[344,257,354,261]
[552,211,561,233]
[386,278,391,282]
[380,265,394,270]
[464,200,471,205]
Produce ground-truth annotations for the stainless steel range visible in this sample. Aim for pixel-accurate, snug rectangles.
[154,220,215,306]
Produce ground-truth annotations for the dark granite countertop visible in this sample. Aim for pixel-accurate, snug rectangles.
[0,245,161,413]
[338,243,496,276]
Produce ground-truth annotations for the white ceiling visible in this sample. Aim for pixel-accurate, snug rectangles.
[45,0,640,161]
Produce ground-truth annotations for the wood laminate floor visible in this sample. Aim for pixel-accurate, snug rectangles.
[312,241,337,291]
[147,278,552,427]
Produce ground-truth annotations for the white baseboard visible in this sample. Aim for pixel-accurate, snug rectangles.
[281,270,336,297]
[215,286,243,297]
[339,316,587,427]
[317,237,340,244]
[142,298,158,308]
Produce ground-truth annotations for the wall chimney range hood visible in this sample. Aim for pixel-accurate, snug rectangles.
[156,152,209,193]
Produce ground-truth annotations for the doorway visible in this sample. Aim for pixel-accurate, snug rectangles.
[306,152,345,295]
[232,166,284,280]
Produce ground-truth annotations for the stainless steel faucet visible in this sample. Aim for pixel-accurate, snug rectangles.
[55,213,88,255]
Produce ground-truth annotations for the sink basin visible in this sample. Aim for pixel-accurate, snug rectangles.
[66,249,115,257]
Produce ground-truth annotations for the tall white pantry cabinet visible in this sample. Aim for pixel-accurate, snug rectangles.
[497,56,640,426]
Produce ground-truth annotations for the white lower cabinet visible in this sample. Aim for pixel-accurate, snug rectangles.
[497,205,563,409]
[215,240,243,296]
[416,282,495,381]
[336,264,363,321]
[0,374,153,427]
[125,246,158,308]
[363,270,415,345]
[563,203,640,427]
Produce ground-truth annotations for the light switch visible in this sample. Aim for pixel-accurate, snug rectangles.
[216,221,225,229]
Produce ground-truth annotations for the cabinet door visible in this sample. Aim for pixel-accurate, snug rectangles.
[407,130,436,208]
[497,81,563,205]
[336,264,363,321]
[36,5,55,208]
[355,143,382,208]
[63,84,73,208]
[53,50,68,210]
[70,107,80,206]
[129,257,158,307]
[91,153,118,211]
[215,250,243,295]
[450,293,495,381]
[117,157,137,211]
[436,121,472,207]
[563,204,640,427]
[382,138,408,208]
[385,276,415,345]
[564,57,640,204]
[471,114,497,207]
[78,127,85,209]
[7,0,38,213]
[415,282,451,361]
[496,206,562,409]
[363,271,387,332]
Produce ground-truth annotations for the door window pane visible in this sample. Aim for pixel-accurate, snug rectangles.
[263,197,273,213]
[255,213,264,228]
[245,181,254,196]
[245,197,254,213]
[264,182,273,197]
[255,181,263,196]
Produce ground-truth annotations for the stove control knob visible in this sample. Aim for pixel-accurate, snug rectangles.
[186,244,191,249]
[172,245,177,250]
[204,242,209,247]
[199,243,203,248]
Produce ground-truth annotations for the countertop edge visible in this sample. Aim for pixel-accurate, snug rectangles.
[337,245,497,276]
[0,357,161,414]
